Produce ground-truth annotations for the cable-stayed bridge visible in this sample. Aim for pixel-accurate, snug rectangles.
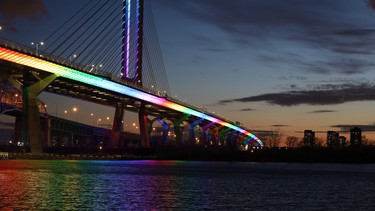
[0,0,262,154]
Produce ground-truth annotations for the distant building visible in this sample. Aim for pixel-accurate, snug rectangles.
[303,130,315,148]
[327,131,339,148]
[338,136,346,148]
[350,127,362,147]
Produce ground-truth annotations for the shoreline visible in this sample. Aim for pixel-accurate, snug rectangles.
[2,147,375,163]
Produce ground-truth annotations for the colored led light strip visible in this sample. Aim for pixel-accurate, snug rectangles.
[0,47,263,146]
[135,0,140,77]
[126,0,131,77]
[123,0,131,78]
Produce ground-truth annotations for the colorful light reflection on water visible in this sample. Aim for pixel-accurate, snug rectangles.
[1,160,375,210]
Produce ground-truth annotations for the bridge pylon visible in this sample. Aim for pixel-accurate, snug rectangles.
[111,102,125,148]
[138,103,150,148]
[22,72,57,155]
[119,0,152,149]
[200,122,216,146]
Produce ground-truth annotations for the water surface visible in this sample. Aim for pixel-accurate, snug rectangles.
[0,160,374,210]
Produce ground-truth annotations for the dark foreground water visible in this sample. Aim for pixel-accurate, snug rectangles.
[0,160,374,210]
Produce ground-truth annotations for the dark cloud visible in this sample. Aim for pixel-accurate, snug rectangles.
[278,76,307,81]
[333,28,375,37]
[309,110,337,113]
[156,0,350,42]
[191,34,223,48]
[271,125,290,127]
[0,0,48,31]
[157,1,367,40]
[368,0,375,9]
[332,124,375,132]
[220,83,375,106]
[240,108,255,112]
[330,48,373,55]
[157,0,375,75]
[303,58,375,75]
[201,48,232,52]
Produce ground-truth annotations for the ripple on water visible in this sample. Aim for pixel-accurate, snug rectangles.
[0,160,374,210]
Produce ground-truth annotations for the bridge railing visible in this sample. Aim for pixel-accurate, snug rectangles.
[0,38,79,69]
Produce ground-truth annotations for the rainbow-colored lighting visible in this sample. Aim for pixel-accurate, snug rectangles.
[0,47,263,146]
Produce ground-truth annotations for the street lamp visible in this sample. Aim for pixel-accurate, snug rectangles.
[96,64,103,73]
[70,54,77,64]
[72,107,78,122]
[89,113,94,125]
[97,118,102,126]
[31,41,44,56]
[89,64,95,72]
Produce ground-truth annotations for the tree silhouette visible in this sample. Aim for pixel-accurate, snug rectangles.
[263,129,283,148]
[286,136,298,148]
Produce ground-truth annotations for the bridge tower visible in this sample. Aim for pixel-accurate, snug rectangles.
[112,0,149,148]
[121,0,144,86]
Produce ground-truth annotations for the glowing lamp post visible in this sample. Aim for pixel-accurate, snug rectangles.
[72,107,78,122]
[31,41,44,56]
[70,54,77,64]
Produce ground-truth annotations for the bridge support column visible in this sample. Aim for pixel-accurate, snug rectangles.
[14,117,22,144]
[237,134,247,150]
[157,119,169,145]
[211,125,224,145]
[42,117,51,147]
[22,73,57,155]
[219,127,231,145]
[209,128,217,145]
[111,103,124,149]
[200,122,216,146]
[173,114,190,147]
[244,136,254,147]
[226,130,238,146]
[138,104,150,148]
[188,118,204,145]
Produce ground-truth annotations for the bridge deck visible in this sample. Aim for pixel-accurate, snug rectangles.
[0,43,262,146]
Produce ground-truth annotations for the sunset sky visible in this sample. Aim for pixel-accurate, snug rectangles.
[2,0,375,142]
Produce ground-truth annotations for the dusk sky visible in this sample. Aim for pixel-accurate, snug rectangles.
[2,0,375,141]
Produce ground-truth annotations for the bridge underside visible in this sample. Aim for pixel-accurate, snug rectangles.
[0,59,206,123]
[0,59,218,152]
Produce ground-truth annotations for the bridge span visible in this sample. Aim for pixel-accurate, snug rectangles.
[0,42,262,154]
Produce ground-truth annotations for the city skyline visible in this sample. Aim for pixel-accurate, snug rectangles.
[2,0,375,142]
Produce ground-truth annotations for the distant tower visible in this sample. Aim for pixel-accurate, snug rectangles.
[350,127,362,147]
[303,130,315,148]
[327,131,339,148]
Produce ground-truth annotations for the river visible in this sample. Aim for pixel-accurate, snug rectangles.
[0,160,374,210]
